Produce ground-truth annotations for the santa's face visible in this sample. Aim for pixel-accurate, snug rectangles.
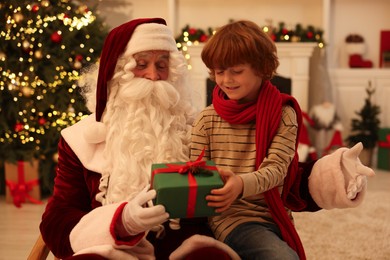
[132,50,170,81]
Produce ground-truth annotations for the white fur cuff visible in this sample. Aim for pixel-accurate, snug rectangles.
[308,148,366,209]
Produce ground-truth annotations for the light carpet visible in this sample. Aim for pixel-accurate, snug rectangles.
[294,191,390,260]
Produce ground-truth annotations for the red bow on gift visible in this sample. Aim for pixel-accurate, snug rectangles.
[378,134,390,148]
[5,161,43,208]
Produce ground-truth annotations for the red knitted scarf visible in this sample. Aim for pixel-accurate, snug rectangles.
[213,80,306,260]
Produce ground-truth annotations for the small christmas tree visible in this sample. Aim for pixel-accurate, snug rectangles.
[0,0,108,195]
[346,81,381,149]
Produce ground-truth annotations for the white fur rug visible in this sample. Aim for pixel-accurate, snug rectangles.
[294,191,390,260]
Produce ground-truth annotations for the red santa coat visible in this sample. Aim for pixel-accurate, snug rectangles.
[40,115,146,259]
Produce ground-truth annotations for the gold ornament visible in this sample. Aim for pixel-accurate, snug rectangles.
[22,40,30,50]
[0,51,6,61]
[68,105,75,113]
[52,152,59,163]
[34,50,43,59]
[13,13,24,23]
[22,86,33,97]
[41,0,50,7]
[73,61,82,69]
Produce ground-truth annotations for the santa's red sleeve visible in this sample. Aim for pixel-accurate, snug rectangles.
[40,138,143,259]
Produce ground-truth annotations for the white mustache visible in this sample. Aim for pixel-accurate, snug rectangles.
[115,78,180,110]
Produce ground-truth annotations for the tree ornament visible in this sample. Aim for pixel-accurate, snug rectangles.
[41,0,50,7]
[78,5,89,13]
[13,13,24,23]
[75,54,83,61]
[0,51,6,61]
[31,4,40,13]
[73,60,82,69]
[68,105,75,113]
[52,152,59,163]
[22,86,33,97]
[38,117,46,125]
[14,122,24,132]
[22,40,31,51]
[199,34,208,42]
[34,50,43,59]
[50,31,62,43]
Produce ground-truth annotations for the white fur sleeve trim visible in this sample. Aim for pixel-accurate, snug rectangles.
[308,148,366,209]
[70,203,123,252]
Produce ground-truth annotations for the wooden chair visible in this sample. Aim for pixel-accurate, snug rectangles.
[27,234,59,260]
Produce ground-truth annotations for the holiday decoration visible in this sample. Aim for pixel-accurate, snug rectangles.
[0,0,108,196]
[176,21,324,69]
[5,160,42,207]
[380,30,390,68]
[176,21,324,48]
[377,128,390,171]
[151,156,223,219]
[345,34,373,68]
[346,83,381,166]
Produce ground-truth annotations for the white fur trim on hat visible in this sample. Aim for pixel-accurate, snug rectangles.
[124,23,177,56]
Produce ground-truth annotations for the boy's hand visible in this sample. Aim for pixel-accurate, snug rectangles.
[206,168,243,213]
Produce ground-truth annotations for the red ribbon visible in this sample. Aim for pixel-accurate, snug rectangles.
[151,150,217,218]
[378,134,390,148]
[5,161,43,208]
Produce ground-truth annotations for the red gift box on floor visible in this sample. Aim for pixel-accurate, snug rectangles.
[5,160,42,207]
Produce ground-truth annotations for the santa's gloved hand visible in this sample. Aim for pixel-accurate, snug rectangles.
[340,142,375,200]
[122,186,169,235]
[309,142,375,209]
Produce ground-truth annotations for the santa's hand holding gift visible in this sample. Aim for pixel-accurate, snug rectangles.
[39,18,375,260]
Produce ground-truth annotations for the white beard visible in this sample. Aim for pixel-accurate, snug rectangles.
[99,77,191,205]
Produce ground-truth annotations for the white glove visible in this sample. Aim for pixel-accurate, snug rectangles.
[340,142,375,199]
[122,186,169,235]
[309,142,375,209]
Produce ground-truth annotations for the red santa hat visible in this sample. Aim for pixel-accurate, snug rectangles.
[95,17,177,122]
[84,18,178,144]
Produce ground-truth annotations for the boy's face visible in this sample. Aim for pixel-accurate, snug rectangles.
[214,63,262,103]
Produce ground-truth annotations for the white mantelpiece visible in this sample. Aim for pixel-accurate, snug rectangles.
[186,42,316,112]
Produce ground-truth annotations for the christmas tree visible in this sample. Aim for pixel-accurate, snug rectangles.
[346,82,381,149]
[0,0,108,195]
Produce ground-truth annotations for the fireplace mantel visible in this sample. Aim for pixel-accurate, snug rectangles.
[186,42,316,112]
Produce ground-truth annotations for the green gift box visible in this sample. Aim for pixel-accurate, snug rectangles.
[151,160,223,218]
[377,128,390,171]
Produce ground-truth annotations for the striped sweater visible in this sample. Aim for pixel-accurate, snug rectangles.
[190,104,298,241]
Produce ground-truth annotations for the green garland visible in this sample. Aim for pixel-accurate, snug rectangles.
[176,21,325,49]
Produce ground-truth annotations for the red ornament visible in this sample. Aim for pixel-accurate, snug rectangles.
[51,31,62,43]
[14,123,24,132]
[31,4,40,13]
[188,28,197,35]
[199,34,208,42]
[38,117,46,125]
[306,31,314,39]
[75,54,83,61]
[271,34,277,41]
[282,28,289,35]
